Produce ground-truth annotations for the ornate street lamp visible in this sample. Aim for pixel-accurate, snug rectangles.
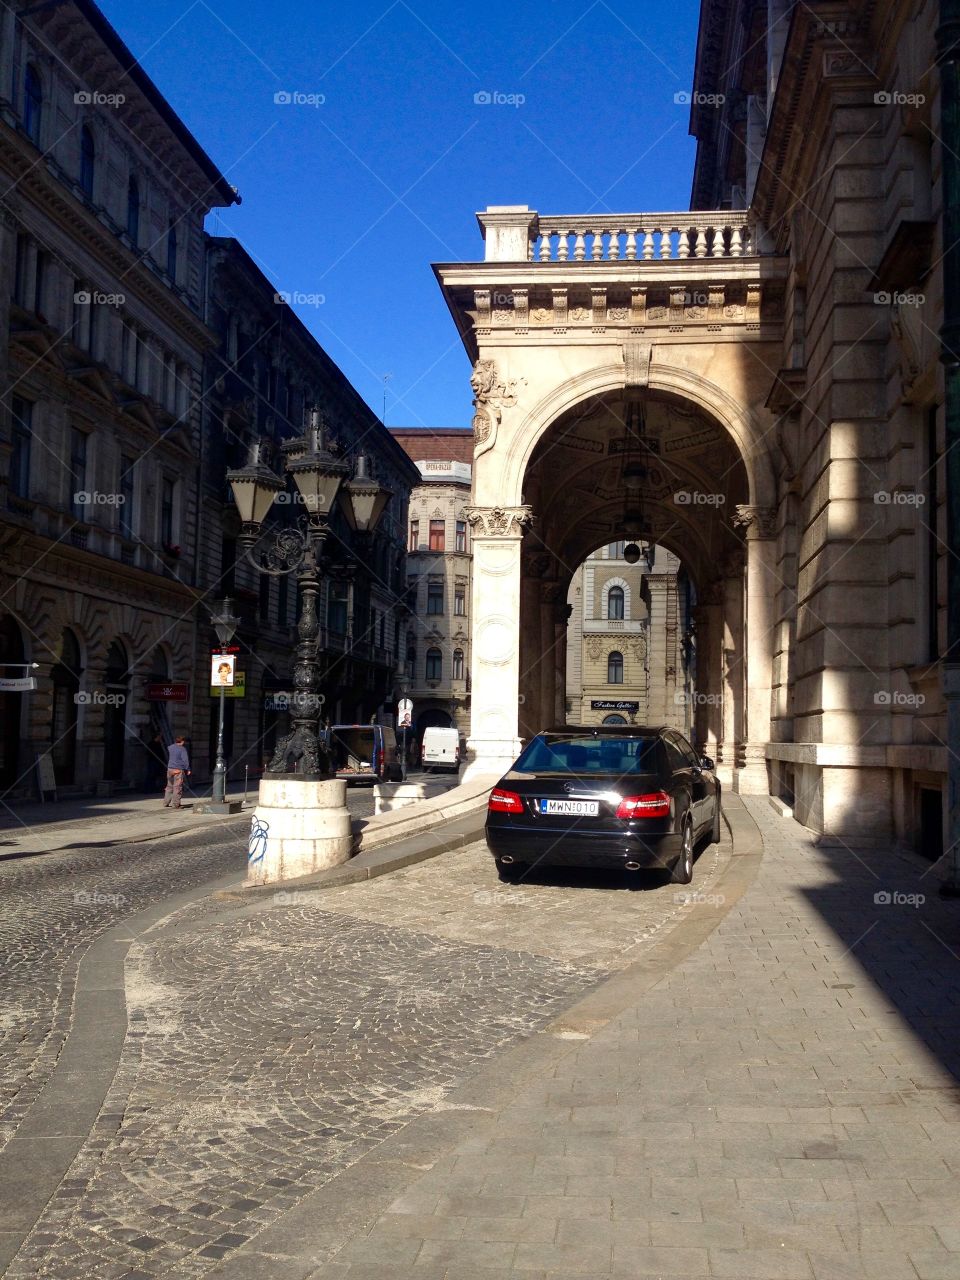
[226,406,392,782]
[209,596,240,807]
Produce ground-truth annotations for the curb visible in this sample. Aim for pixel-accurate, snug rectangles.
[239,810,488,897]
[209,795,767,1279]
[0,808,251,861]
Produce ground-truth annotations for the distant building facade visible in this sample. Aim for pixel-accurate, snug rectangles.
[199,238,421,781]
[389,429,473,746]
[0,0,237,794]
[566,543,695,735]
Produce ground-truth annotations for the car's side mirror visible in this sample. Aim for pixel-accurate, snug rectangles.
[699,755,715,771]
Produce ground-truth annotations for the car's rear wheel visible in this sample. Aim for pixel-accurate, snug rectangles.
[711,795,722,845]
[670,819,694,884]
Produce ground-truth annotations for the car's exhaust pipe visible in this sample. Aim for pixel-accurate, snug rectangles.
[499,855,515,864]
[625,861,641,871]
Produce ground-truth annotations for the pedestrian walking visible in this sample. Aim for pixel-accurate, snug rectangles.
[162,736,190,809]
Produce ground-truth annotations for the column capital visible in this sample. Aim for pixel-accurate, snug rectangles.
[465,504,535,538]
[733,504,777,539]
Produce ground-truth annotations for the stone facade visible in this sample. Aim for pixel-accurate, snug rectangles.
[566,543,694,734]
[389,429,473,747]
[0,0,236,793]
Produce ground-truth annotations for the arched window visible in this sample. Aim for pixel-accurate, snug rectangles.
[426,647,442,681]
[166,220,177,280]
[80,126,95,199]
[126,176,140,243]
[602,713,627,725]
[607,585,625,619]
[607,650,624,684]
[453,648,464,680]
[24,65,42,145]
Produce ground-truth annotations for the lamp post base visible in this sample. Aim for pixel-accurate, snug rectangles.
[195,800,244,815]
[245,775,353,885]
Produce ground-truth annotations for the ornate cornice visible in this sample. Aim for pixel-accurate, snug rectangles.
[733,504,777,539]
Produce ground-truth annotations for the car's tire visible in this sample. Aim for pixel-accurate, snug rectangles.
[711,795,722,845]
[670,819,694,884]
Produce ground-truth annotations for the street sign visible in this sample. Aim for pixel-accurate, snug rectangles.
[0,676,36,691]
[397,696,413,728]
[210,672,245,698]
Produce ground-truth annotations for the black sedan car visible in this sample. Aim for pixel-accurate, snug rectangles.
[485,725,721,884]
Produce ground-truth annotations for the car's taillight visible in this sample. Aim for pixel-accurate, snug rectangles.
[617,791,671,819]
[488,788,524,814]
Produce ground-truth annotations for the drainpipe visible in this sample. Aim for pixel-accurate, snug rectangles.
[938,0,960,893]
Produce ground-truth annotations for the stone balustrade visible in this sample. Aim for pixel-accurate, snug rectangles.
[532,213,756,262]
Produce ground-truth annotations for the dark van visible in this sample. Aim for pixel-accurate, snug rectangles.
[326,724,403,784]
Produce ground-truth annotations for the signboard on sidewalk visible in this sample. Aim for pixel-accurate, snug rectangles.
[397,697,413,728]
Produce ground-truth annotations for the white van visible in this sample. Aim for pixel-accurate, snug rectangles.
[421,726,462,774]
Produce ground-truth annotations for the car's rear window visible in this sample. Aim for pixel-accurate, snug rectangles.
[515,735,661,774]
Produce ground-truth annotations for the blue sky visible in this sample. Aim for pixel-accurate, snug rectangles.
[99,0,702,428]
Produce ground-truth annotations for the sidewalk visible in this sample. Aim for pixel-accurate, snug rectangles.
[0,781,252,858]
[234,794,960,1280]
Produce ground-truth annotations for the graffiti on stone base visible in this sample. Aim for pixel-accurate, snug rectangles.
[248,815,269,864]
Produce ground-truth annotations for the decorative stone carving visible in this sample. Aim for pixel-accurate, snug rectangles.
[624,341,652,389]
[630,286,646,331]
[570,306,589,322]
[891,301,922,401]
[465,505,535,537]
[733,505,777,539]
[522,551,552,579]
[608,307,629,321]
[647,305,668,320]
[552,287,568,333]
[470,358,524,456]
[531,307,551,323]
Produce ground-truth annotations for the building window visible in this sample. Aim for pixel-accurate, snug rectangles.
[80,126,95,199]
[69,429,88,519]
[405,645,416,678]
[453,648,464,680]
[160,476,176,545]
[607,650,624,684]
[329,586,348,634]
[426,647,442,681]
[9,397,32,499]
[454,588,466,616]
[126,176,140,244]
[607,541,625,559]
[429,519,445,552]
[427,583,444,615]
[607,585,625,620]
[119,454,135,537]
[166,221,178,280]
[456,520,467,552]
[408,519,419,551]
[24,65,42,145]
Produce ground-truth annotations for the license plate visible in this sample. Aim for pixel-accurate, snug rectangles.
[539,799,599,816]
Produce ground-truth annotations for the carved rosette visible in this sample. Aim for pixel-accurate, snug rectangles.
[466,505,535,538]
[733,505,777,539]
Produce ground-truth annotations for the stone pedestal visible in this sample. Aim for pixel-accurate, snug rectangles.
[373,780,447,815]
[245,775,353,886]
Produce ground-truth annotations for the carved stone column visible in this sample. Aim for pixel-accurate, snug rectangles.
[693,581,723,756]
[520,551,551,736]
[463,504,534,779]
[717,548,744,787]
[554,598,572,726]
[732,506,777,794]
[538,581,564,733]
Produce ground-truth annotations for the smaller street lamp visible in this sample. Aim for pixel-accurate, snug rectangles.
[210,596,240,808]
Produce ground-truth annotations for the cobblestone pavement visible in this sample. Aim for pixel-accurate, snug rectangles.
[0,787,377,1158]
[312,799,960,1279]
[4,821,726,1277]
